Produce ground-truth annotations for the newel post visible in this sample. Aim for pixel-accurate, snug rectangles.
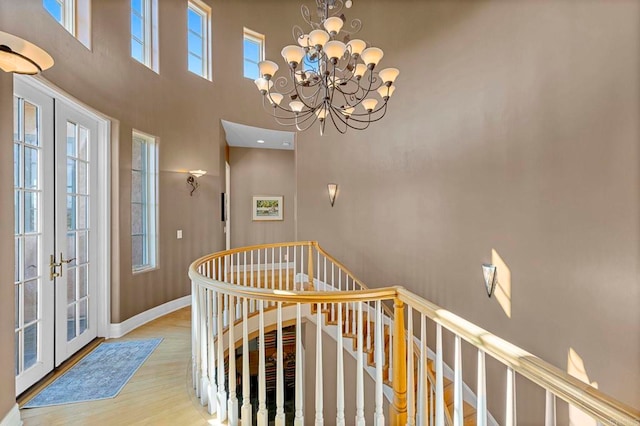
[391,298,407,425]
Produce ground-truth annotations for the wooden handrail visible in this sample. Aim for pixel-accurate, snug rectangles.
[189,242,640,426]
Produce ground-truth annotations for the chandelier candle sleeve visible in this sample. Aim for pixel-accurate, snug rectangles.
[256,0,399,135]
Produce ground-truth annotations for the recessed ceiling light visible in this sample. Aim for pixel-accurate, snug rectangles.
[257,139,265,144]
[283,142,291,146]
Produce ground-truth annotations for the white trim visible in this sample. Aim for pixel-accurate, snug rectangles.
[0,404,22,426]
[108,295,191,339]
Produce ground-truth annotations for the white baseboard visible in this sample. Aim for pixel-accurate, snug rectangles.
[108,295,191,339]
[0,404,21,426]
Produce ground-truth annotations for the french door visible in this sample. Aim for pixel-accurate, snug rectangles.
[14,79,100,395]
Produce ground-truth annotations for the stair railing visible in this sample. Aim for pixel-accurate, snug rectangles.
[189,241,640,426]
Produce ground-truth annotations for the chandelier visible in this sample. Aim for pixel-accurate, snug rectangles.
[254,0,399,135]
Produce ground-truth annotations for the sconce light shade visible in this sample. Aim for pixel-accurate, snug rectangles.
[0,31,54,75]
[327,183,338,207]
[482,263,497,297]
[187,170,207,196]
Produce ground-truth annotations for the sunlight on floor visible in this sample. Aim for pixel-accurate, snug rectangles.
[491,249,512,318]
[568,347,598,426]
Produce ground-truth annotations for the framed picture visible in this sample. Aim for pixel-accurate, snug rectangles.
[252,196,284,221]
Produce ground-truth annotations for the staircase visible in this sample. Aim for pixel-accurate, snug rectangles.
[190,241,640,426]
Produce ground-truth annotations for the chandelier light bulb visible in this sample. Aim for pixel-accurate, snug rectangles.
[378,67,399,85]
[324,40,347,62]
[315,107,328,120]
[254,77,273,93]
[346,39,367,57]
[269,93,284,105]
[281,45,306,67]
[360,47,384,68]
[290,101,305,113]
[323,16,344,35]
[353,63,368,79]
[341,106,355,117]
[258,60,279,79]
[377,85,396,99]
[308,29,331,49]
[362,98,378,112]
[297,34,310,47]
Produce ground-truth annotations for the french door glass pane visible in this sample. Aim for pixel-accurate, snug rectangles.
[24,102,38,145]
[24,324,38,370]
[24,281,38,324]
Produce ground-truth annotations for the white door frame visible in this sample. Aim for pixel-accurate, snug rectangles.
[15,75,112,341]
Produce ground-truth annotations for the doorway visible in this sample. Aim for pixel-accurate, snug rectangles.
[13,77,110,395]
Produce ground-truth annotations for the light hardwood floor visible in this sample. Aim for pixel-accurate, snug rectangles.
[21,307,214,426]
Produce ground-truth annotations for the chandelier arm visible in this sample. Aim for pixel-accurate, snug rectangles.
[326,107,349,135]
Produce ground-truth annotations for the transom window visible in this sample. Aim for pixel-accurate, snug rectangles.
[131,131,158,272]
[131,0,159,72]
[243,28,264,80]
[187,0,212,80]
[43,0,91,48]
[43,0,75,34]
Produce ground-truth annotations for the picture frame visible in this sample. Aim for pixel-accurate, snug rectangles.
[252,196,284,221]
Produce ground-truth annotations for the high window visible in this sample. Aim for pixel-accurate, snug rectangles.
[131,0,159,71]
[43,0,91,48]
[243,28,264,80]
[187,0,212,80]
[131,131,158,272]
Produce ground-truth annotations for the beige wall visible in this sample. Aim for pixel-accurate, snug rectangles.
[296,0,640,420]
[230,147,295,248]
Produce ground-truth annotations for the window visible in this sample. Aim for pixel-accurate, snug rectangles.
[187,0,212,80]
[131,0,159,71]
[43,0,91,48]
[131,131,158,272]
[243,28,264,80]
[44,0,74,34]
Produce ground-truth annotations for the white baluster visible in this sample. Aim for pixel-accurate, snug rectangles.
[211,290,219,413]
[355,301,365,425]
[191,281,198,393]
[545,390,556,426]
[286,247,290,290]
[476,349,487,426]
[388,315,393,380]
[208,289,217,414]
[275,302,285,426]
[336,302,345,426]
[257,300,268,426]
[454,335,463,426]
[331,264,335,322]
[435,324,444,426]
[417,313,427,426]
[236,254,241,318]
[294,303,304,426]
[294,245,298,290]
[407,306,415,426]
[250,251,255,313]
[506,367,516,426]
[279,247,283,290]
[217,292,227,421]
[241,297,252,425]
[367,301,372,353]
[315,303,324,426]
[374,300,385,426]
[200,287,209,405]
[228,295,238,426]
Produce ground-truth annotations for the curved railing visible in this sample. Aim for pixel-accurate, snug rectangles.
[189,241,640,426]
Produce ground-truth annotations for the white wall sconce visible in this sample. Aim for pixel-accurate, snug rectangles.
[327,183,338,207]
[187,170,206,196]
[0,31,54,75]
[482,263,497,297]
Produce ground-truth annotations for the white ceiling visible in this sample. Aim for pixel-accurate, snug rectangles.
[221,120,295,151]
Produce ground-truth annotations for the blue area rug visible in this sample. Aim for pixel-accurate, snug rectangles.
[24,338,163,408]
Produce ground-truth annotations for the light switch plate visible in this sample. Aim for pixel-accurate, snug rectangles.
[177,230,183,239]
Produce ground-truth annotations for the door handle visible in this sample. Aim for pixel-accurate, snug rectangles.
[50,254,62,281]
[59,253,76,265]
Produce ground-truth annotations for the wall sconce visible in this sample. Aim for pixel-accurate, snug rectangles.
[482,263,497,297]
[327,183,338,207]
[0,31,54,75]
[187,170,206,196]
